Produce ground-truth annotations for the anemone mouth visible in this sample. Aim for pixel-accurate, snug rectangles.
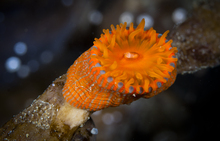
[91,19,178,94]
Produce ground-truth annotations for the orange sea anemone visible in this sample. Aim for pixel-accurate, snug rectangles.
[62,19,178,111]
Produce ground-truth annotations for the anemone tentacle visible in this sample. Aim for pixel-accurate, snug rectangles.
[62,19,178,111]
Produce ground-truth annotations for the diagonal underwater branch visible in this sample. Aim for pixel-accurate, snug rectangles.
[0,74,97,141]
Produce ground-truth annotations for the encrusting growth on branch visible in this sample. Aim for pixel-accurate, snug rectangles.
[0,75,95,141]
[169,1,220,74]
[1,1,220,139]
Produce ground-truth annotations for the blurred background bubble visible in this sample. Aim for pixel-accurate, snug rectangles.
[89,10,103,25]
[5,57,21,73]
[0,0,219,141]
[119,12,134,24]
[14,42,28,56]
[172,8,187,24]
[136,14,154,28]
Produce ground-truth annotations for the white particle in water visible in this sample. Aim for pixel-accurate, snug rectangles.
[91,128,98,135]
[80,124,84,127]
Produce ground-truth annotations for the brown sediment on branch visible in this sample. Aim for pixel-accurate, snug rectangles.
[0,74,94,141]
[2,1,220,140]
[169,1,220,74]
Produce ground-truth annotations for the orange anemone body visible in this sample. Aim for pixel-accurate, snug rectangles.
[62,19,178,111]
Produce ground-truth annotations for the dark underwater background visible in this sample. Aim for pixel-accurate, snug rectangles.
[0,0,219,140]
